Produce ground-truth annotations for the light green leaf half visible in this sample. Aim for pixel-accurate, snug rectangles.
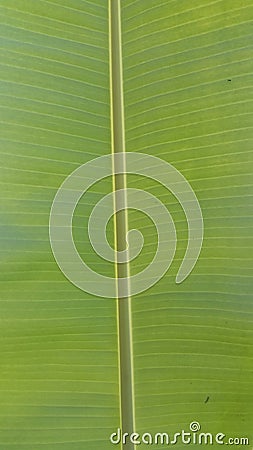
[0,1,253,449]
[122,1,253,447]
[0,2,118,449]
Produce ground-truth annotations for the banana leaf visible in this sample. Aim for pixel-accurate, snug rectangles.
[0,1,252,449]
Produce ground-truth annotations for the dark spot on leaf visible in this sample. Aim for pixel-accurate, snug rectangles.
[204,396,210,404]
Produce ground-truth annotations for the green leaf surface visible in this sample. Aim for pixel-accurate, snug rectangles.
[0,1,253,449]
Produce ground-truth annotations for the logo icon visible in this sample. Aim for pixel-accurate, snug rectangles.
[49,153,203,298]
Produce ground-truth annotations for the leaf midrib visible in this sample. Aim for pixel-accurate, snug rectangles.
[109,2,135,450]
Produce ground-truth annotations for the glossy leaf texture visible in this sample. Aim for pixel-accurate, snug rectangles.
[0,1,253,449]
